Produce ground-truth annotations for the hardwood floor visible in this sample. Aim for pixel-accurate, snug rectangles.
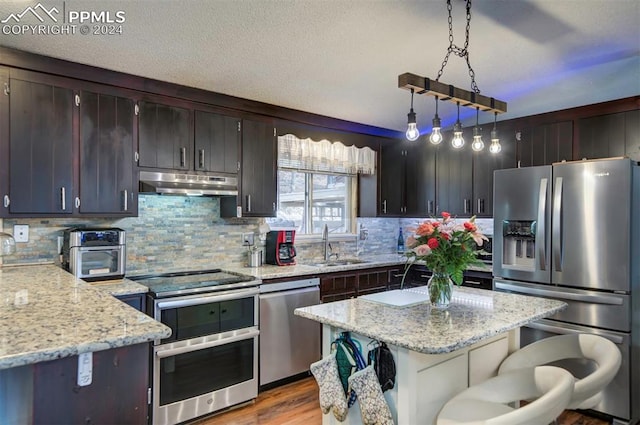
[190,377,611,425]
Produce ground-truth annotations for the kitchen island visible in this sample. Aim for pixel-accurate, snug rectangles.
[295,286,566,425]
[0,264,171,424]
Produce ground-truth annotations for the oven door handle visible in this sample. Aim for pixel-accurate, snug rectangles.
[156,287,260,310]
[527,320,624,345]
[156,328,260,359]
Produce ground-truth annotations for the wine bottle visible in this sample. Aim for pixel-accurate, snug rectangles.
[397,227,405,253]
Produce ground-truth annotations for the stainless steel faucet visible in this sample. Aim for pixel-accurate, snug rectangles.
[323,224,338,261]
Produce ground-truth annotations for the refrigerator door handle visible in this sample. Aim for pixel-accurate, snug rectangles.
[536,178,548,270]
[553,177,563,271]
[527,321,624,345]
[494,281,624,305]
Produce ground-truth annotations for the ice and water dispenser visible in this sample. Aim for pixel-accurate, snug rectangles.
[501,220,537,270]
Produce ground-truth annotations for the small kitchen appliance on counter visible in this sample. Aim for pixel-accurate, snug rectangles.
[62,227,126,281]
[265,230,297,265]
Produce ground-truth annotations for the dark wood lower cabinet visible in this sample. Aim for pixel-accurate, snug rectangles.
[115,293,147,312]
[319,265,409,302]
[32,343,150,425]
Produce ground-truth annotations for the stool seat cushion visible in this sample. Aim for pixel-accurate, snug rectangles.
[498,334,621,410]
[437,365,574,425]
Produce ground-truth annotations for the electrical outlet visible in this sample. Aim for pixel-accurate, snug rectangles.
[242,233,255,246]
[359,229,368,240]
[13,224,29,243]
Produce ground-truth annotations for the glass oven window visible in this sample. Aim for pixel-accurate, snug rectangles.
[159,338,254,406]
[161,296,255,343]
[79,250,120,275]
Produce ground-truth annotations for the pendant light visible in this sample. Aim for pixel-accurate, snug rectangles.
[471,107,484,152]
[405,88,420,141]
[429,97,443,145]
[451,102,464,149]
[489,112,502,154]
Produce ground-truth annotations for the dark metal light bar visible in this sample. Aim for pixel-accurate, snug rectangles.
[398,72,507,114]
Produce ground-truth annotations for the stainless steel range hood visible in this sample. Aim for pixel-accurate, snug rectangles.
[139,171,238,196]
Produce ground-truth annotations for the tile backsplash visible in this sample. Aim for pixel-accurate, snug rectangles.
[1,195,493,275]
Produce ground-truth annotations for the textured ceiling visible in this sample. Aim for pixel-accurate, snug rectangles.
[0,0,639,134]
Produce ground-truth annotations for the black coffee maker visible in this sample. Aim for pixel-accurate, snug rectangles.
[265,230,297,266]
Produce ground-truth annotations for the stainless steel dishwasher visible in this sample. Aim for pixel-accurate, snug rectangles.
[259,277,321,387]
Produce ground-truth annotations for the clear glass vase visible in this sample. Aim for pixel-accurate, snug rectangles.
[427,272,454,309]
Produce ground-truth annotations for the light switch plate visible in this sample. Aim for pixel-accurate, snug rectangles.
[13,224,29,243]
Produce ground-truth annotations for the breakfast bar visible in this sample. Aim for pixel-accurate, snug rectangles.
[295,286,567,425]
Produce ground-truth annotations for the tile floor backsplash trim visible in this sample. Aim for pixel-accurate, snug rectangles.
[1,195,493,275]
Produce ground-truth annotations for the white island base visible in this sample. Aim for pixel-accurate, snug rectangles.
[321,324,518,425]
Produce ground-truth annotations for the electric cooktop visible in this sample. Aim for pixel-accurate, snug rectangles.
[129,269,260,298]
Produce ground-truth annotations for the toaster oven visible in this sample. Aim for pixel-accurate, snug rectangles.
[62,228,126,281]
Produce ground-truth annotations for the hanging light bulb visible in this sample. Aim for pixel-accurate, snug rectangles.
[405,88,420,141]
[489,112,502,154]
[471,107,484,152]
[451,102,464,149]
[429,98,442,145]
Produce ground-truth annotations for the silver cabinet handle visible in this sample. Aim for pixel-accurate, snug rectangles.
[552,177,563,272]
[382,200,387,214]
[428,200,434,215]
[61,187,66,211]
[75,197,80,209]
[465,199,472,214]
[246,194,251,212]
[465,280,482,285]
[3,195,9,208]
[537,178,548,271]
[123,190,128,211]
[180,147,186,167]
[198,149,205,169]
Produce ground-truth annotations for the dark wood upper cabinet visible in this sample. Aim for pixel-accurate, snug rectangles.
[379,140,433,217]
[577,110,640,161]
[226,118,276,217]
[138,100,191,170]
[435,136,473,217]
[472,123,517,218]
[79,90,137,215]
[5,72,74,215]
[516,120,572,167]
[194,110,240,174]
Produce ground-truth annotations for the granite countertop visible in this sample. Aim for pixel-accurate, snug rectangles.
[224,254,492,281]
[0,264,171,370]
[84,277,149,297]
[295,286,566,354]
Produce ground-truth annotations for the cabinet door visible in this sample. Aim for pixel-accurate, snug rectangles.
[320,272,358,303]
[194,110,240,174]
[518,121,572,167]
[577,112,639,160]
[357,268,389,296]
[379,142,405,216]
[138,100,190,170]
[8,76,74,214]
[408,142,436,216]
[0,67,8,216]
[79,91,136,215]
[435,138,473,217]
[472,125,516,218]
[240,119,276,217]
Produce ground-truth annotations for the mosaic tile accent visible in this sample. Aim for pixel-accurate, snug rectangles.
[1,197,492,275]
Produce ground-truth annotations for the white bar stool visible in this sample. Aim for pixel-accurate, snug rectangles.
[436,365,574,425]
[498,333,622,410]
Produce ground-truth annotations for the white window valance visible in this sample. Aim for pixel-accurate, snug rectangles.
[277,134,376,175]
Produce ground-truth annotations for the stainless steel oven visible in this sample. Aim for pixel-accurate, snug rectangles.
[131,270,261,425]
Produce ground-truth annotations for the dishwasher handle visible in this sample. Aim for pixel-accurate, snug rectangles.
[259,286,319,301]
[260,278,320,294]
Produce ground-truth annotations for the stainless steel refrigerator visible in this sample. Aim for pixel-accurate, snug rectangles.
[493,157,639,425]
